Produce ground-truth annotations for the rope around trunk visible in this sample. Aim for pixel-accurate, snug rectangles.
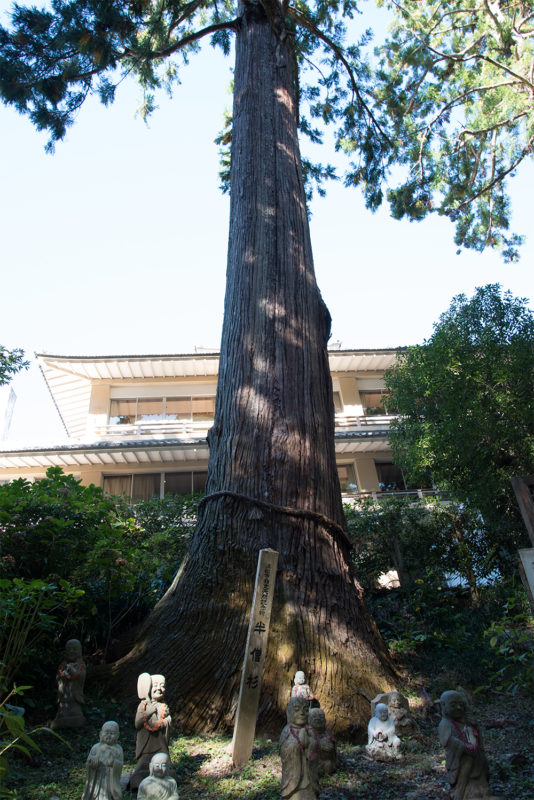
[198,490,352,549]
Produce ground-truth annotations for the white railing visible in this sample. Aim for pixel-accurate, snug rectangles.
[334,414,396,429]
[95,419,213,439]
[95,413,396,440]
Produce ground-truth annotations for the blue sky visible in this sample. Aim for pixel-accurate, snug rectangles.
[1,2,533,442]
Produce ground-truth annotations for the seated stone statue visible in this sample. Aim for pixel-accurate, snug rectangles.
[291,671,316,705]
[308,708,337,775]
[387,691,417,736]
[366,703,402,761]
[51,638,86,729]
[82,721,123,800]
[138,753,179,800]
[128,673,173,790]
[439,691,500,799]
[280,697,319,800]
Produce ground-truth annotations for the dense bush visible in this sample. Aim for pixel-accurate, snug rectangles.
[367,577,533,694]
[345,496,492,593]
[0,469,198,685]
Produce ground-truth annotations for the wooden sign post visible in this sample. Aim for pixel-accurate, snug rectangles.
[231,548,278,768]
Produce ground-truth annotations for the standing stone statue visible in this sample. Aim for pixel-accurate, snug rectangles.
[371,690,417,737]
[366,703,402,761]
[138,753,179,800]
[280,697,319,800]
[439,691,500,800]
[51,638,86,729]
[128,673,172,790]
[81,721,123,800]
[308,708,337,775]
[291,671,316,705]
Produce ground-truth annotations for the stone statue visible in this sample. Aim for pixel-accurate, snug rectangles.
[439,690,500,800]
[128,673,172,790]
[138,753,179,800]
[280,697,319,800]
[81,721,123,800]
[371,691,417,737]
[51,638,86,729]
[291,671,316,705]
[366,703,402,761]
[308,708,337,775]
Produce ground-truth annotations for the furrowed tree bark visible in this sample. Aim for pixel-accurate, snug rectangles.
[114,0,395,735]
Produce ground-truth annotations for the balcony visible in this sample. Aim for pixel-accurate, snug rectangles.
[95,419,213,440]
[334,413,395,430]
[95,412,395,441]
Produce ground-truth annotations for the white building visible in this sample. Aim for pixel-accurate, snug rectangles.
[0,348,407,498]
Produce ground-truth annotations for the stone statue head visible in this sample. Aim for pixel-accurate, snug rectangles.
[309,708,326,732]
[287,697,309,727]
[440,690,466,722]
[389,692,406,709]
[100,721,119,745]
[294,670,306,685]
[150,675,166,701]
[149,752,170,778]
[64,639,82,660]
[376,703,389,722]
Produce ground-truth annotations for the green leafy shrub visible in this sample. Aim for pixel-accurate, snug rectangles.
[345,496,490,593]
[0,468,199,673]
[367,577,532,691]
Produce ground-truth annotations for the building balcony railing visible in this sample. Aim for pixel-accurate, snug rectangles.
[94,413,396,441]
[95,419,213,439]
[335,413,395,429]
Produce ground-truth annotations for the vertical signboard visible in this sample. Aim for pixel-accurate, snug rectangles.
[231,548,278,768]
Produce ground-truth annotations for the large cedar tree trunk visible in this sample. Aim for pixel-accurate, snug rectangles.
[115,0,395,735]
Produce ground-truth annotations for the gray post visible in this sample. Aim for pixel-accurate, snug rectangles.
[231,548,279,768]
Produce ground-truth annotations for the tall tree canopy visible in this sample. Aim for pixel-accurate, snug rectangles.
[385,284,534,572]
[2,0,533,256]
[377,0,534,261]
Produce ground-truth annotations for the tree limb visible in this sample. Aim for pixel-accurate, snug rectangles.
[287,5,392,143]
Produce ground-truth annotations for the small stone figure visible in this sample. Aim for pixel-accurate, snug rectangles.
[129,673,172,790]
[308,708,337,775]
[81,721,123,800]
[51,638,86,729]
[366,703,402,761]
[138,753,179,800]
[280,697,319,800]
[439,690,500,800]
[371,691,417,737]
[291,671,316,705]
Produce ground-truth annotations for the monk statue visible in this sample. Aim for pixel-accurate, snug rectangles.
[128,673,173,790]
[366,703,402,761]
[439,691,500,799]
[280,697,319,800]
[308,708,337,775]
[291,671,317,706]
[51,638,86,729]
[81,721,123,800]
[138,753,179,800]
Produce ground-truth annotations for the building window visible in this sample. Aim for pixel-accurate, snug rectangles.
[360,391,387,416]
[375,463,406,491]
[109,396,215,425]
[103,470,207,499]
[338,464,358,493]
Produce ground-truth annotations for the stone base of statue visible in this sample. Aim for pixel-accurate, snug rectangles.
[50,708,86,729]
[365,740,403,762]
